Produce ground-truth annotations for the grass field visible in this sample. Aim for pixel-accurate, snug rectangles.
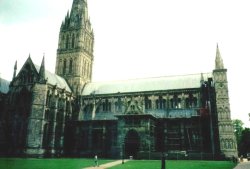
[0,158,112,169]
[110,160,237,169]
[0,158,237,169]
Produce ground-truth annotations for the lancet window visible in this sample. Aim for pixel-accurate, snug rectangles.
[72,34,75,48]
[63,60,67,74]
[69,59,73,74]
[102,99,111,112]
[170,94,181,108]
[145,96,152,109]
[156,96,166,109]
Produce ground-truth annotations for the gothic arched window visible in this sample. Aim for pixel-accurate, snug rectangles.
[102,99,111,112]
[69,59,73,74]
[172,94,181,108]
[63,60,67,74]
[156,96,166,109]
[145,96,152,109]
[66,35,69,49]
[61,35,65,49]
[42,123,49,148]
[72,34,75,48]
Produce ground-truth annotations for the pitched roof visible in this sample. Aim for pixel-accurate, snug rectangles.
[34,65,71,92]
[0,78,10,94]
[82,73,212,95]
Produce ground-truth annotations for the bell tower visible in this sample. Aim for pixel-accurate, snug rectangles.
[213,44,238,158]
[55,0,94,94]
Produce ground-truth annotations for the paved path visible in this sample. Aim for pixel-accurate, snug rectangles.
[234,161,250,169]
[84,160,129,169]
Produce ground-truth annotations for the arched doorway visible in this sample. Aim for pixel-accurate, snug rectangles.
[124,130,140,158]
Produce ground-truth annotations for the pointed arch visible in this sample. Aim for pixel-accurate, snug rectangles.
[72,34,75,48]
[42,123,49,148]
[69,58,73,74]
[125,129,140,158]
[66,34,69,49]
[63,59,67,74]
[145,96,152,109]
[156,96,166,109]
[61,35,65,49]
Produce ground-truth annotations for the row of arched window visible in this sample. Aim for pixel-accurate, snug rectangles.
[145,95,198,110]
[61,33,77,50]
[218,108,230,120]
[60,32,93,54]
[81,59,91,79]
[20,72,35,84]
[219,125,233,132]
[221,139,235,150]
[85,36,93,53]
[19,65,36,84]
[43,91,72,148]
[61,58,74,75]
[83,94,199,114]
[59,57,92,78]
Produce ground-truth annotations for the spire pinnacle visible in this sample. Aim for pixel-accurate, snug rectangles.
[215,44,224,69]
[39,55,46,82]
[12,60,17,80]
[200,73,204,85]
[71,0,89,25]
[14,60,17,70]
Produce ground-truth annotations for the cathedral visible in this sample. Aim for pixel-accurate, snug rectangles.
[0,0,237,159]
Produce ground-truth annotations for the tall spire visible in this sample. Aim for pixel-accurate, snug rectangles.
[60,0,89,30]
[39,55,46,82]
[215,44,224,69]
[71,0,88,15]
[12,60,17,80]
[56,0,93,95]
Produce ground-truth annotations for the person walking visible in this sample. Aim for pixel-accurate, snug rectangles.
[94,155,98,167]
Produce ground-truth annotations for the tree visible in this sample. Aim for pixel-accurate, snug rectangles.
[232,119,244,149]
[239,128,250,157]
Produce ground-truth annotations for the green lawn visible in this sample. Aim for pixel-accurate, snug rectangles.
[0,158,112,169]
[0,158,237,169]
[109,160,237,169]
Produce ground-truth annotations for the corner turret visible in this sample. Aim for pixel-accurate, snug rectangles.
[212,44,238,158]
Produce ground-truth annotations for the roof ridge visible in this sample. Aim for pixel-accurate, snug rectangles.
[91,72,212,84]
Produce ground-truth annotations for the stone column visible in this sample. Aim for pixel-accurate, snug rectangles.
[116,119,126,159]
[91,99,96,119]
[149,95,157,109]
[168,95,174,109]
[134,96,144,113]
[60,94,67,152]
[180,121,185,150]
[180,93,184,109]
[48,88,59,155]
[121,97,127,114]
[102,123,106,152]
[111,98,116,113]
[194,93,200,107]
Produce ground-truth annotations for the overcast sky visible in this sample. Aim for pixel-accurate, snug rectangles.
[0,0,250,127]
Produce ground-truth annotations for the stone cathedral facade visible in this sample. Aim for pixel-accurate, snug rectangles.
[0,0,237,159]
